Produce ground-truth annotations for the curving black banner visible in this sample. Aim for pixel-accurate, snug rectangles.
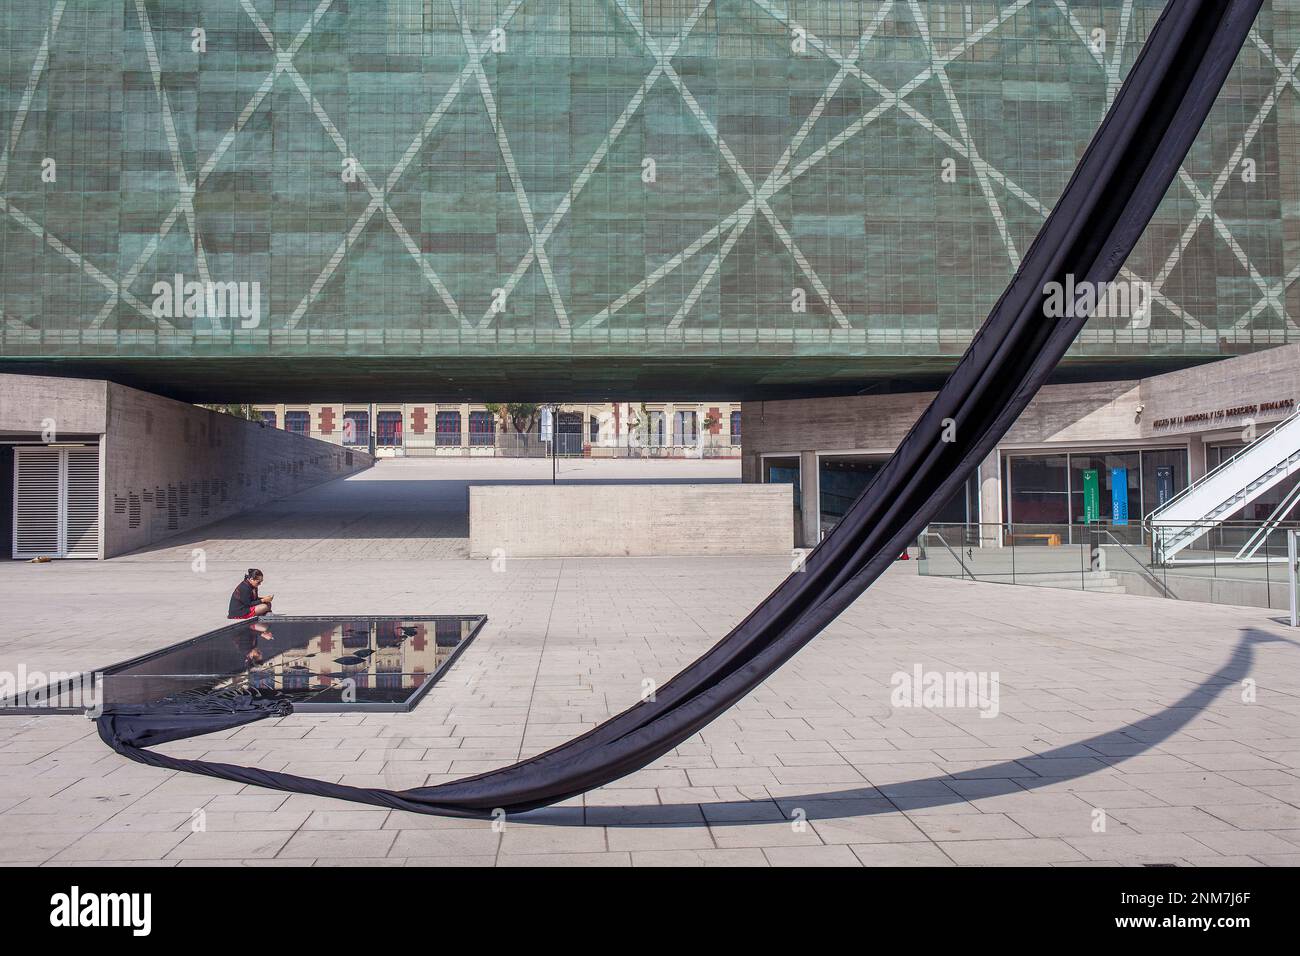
[98,0,1265,818]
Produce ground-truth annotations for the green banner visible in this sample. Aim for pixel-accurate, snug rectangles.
[1083,469,1100,523]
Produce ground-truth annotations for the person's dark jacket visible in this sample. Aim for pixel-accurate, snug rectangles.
[228,579,261,618]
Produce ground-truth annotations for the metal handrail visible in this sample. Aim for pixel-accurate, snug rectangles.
[1144,405,1300,526]
[919,528,980,581]
[1095,527,1174,598]
[1236,480,1300,560]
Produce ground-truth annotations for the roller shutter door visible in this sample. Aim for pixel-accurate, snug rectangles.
[12,445,100,559]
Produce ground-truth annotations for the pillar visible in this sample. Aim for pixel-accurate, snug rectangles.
[799,449,818,548]
[978,447,1002,547]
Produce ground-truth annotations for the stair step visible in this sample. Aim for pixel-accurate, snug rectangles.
[1018,579,1127,594]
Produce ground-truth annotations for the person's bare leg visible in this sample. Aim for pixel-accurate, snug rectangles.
[253,603,271,616]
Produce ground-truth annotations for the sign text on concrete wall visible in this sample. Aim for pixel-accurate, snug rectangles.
[1151,398,1294,430]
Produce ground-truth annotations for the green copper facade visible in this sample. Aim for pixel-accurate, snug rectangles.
[1,1,1298,400]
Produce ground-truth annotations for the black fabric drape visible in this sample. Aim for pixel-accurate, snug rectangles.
[97,0,1264,817]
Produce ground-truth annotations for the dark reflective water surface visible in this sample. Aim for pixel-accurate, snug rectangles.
[101,615,485,711]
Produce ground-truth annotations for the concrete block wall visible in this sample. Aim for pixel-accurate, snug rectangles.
[740,380,1143,482]
[469,484,793,557]
[1136,342,1300,440]
[1109,567,1296,611]
[101,383,373,556]
[740,343,1300,537]
[0,374,107,436]
[0,374,373,558]
[741,344,1300,478]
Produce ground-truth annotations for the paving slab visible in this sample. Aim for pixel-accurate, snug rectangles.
[1,460,1297,866]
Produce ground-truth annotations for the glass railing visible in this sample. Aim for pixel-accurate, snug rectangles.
[917,521,1299,611]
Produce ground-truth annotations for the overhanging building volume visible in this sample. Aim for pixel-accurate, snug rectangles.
[1,1,1297,400]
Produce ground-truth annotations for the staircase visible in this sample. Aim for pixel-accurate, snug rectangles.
[1019,570,1127,594]
[1148,408,1300,562]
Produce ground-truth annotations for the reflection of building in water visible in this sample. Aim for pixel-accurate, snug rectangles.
[227,618,478,696]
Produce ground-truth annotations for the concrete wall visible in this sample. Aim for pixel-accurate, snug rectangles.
[0,373,107,436]
[100,383,373,556]
[1136,342,1300,441]
[469,484,793,557]
[1110,567,1297,611]
[741,378,1145,476]
[743,343,1300,467]
[741,343,1300,534]
[0,374,373,558]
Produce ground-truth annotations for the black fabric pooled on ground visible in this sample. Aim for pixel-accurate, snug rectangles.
[96,0,1265,817]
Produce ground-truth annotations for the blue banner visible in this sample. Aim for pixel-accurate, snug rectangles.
[1111,467,1129,525]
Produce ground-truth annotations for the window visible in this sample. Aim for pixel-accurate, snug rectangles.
[1003,448,1190,546]
[763,456,801,508]
[648,411,666,446]
[1141,447,1189,516]
[818,455,884,530]
[1069,451,1141,542]
[435,411,461,446]
[673,410,698,445]
[342,411,369,446]
[284,411,310,436]
[259,410,277,428]
[730,410,741,443]
[469,410,495,446]
[1007,454,1069,528]
[376,411,403,447]
[589,415,600,442]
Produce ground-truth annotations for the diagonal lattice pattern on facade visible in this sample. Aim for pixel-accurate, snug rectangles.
[0,1,1297,398]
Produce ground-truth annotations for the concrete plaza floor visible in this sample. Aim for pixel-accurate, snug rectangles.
[1,461,1298,866]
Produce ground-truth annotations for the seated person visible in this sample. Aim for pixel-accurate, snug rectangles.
[228,568,274,619]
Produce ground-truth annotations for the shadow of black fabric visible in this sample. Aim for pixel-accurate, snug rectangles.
[97,0,1265,818]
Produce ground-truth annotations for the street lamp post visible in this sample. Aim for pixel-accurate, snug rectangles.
[541,402,559,484]
[551,402,559,484]
[1289,529,1298,628]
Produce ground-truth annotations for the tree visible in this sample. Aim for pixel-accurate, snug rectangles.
[483,402,508,432]
[624,402,639,450]
[484,402,540,434]
[200,403,259,421]
[632,402,653,449]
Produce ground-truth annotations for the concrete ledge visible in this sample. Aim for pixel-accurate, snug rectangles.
[1111,567,1296,611]
[469,483,793,557]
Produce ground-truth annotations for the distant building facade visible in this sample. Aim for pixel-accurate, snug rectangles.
[251,402,743,459]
